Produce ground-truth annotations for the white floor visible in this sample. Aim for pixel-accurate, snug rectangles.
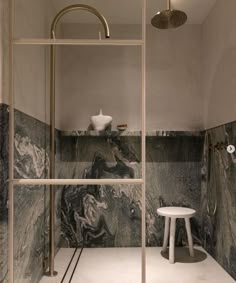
[40,247,235,283]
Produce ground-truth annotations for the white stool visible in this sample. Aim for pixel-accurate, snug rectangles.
[157,207,196,264]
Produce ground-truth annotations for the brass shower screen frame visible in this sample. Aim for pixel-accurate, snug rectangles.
[9,1,146,283]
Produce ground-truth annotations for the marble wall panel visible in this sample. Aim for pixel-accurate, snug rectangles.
[0,103,9,283]
[13,110,50,283]
[58,132,204,248]
[201,121,236,280]
[4,107,236,282]
[11,110,59,283]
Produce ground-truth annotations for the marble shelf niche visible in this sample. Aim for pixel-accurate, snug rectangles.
[61,130,204,137]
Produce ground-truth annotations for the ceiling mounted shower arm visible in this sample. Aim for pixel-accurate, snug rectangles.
[50,4,110,39]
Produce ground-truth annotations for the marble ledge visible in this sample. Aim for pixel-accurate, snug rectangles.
[61,130,204,137]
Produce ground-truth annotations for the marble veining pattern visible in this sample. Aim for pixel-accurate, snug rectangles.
[59,132,203,248]
[61,130,203,137]
[12,110,59,283]
[201,121,236,280]
[2,105,235,282]
[13,110,51,283]
[0,104,9,283]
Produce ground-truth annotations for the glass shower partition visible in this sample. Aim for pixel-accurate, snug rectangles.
[9,0,147,282]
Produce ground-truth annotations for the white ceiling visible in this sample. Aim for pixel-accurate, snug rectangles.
[51,0,217,25]
[167,0,217,24]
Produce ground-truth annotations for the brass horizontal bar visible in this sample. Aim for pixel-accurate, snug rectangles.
[13,38,144,46]
[11,178,144,186]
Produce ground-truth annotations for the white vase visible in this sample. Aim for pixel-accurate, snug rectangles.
[91,109,112,131]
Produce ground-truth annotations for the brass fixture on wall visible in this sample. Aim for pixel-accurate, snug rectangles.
[209,141,233,151]
[205,133,217,217]
[48,5,110,277]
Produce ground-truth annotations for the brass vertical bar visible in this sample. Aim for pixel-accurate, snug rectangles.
[8,0,14,281]
[168,0,171,10]
[48,5,110,276]
[48,43,57,276]
[141,0,146,282]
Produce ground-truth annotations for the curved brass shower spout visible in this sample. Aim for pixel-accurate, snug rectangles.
[50,4,110,39]
[48,4,110,277]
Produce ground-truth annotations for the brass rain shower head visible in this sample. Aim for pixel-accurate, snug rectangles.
[151,0,187,29]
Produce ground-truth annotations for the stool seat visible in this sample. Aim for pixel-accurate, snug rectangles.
[157,206,196,264]
[157,207,196,218]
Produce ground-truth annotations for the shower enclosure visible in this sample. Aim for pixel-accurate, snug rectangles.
[2,0,236,283]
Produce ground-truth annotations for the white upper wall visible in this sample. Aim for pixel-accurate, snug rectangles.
[203,0,236,129]
[56,24,142,130]
[147,24,203,130]
[13,0,56,123]
[3,0,236,130]
[52,0,216,25]
[0,0,9,104]
[14,0,55,38]
[56,23,203,131]
[0,0,4,103]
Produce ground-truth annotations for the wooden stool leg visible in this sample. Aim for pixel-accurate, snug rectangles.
[185,217,194,257]
[162,217,170,252]
[169,218,176,264]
